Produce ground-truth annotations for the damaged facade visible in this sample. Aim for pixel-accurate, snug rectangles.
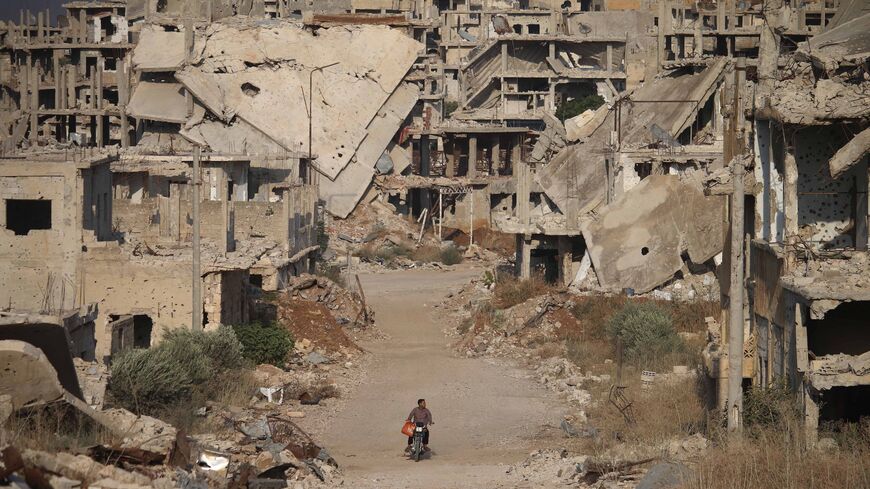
[0,0,867,446]
[721,7,870,441]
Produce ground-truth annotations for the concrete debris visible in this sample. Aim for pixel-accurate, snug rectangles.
[284,274,375,329]
[809,351,870,390]
[635,461,693,489]
[74,358,108,410]
[564,105,608,142]
[828,125,870,179]
[581,175,725,294]
[766,62,870,125]
[131,26,186,71]
[99,408,178,456]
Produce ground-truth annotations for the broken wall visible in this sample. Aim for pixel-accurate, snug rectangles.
[794,125,868,249]
[82,248,194,359]
[203,270,249,330]
[0,163,86,314]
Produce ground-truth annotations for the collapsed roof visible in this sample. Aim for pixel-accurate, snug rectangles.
[128,19,422,218]
[536,59,727,215]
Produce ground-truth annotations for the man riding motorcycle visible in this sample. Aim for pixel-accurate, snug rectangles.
[405,398,433,454]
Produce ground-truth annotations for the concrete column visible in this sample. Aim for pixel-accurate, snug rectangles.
[29,55,38,143]
[492,137,501,174]
[67,65,76,110]
[510,133,523,183]
[53,51,62,109]
[803,383,819,446]
[283,189,292,256]
[468,135,478,178]
[501,42,508,73]
[118,58,130,148]
[96,54,104,110]
[694,5,703,56]
[783,131,798,270]
[516,235,532,279]
[658,0,667,66]
[557,236,572,286]
[447,139,458,178]
[79,10,87,42]
[221,168,230,255]
[606,43,613,73]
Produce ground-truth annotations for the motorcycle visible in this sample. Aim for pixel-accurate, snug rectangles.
[410,422,427,462]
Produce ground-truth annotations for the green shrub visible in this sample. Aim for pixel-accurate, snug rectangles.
[440,245,463,265]
[555,95,605,121]
[231,321,294,366]
[444,100,460,117]
[605,302,683,368]
[108,326,243,414]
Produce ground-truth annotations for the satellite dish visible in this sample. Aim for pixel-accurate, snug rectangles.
[577,23,592,36]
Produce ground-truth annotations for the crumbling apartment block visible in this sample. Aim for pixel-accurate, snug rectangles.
[737,8,870,441]
[1,2,133,151]
[492,58,730,291]
[656,0,840,66]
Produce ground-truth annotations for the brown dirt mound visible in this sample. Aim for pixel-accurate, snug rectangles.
[276,296,362,353]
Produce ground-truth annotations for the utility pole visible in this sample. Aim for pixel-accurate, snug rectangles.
[727,57,746,434]
[192,145,202,330]
[307,61,340,185]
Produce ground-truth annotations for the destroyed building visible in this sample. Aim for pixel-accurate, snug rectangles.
[709,6,870,441]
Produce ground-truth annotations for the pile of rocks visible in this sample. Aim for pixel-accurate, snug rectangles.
[285,274,374,328]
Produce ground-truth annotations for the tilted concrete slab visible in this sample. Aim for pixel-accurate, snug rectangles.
[319,83,418,218]
[581,175,725,293]
[829,125,870,179]
[127,82,205,124]
[181,118,288,156]
[179,21,422,181]
[131,26,186,71]
[0,339,64,410]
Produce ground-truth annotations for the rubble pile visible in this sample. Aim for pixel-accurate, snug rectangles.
[283,274,375,331]
[1,359,346,489]
[506,442,707,489]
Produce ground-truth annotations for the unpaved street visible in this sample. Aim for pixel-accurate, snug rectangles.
[320,266,570,488]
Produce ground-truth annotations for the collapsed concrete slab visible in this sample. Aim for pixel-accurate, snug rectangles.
[798,12,870,73]
[581,175,725,294]
[319,83,419,218]
[131,25,186,72]
[177,21,422,181]
[173,20,422,217]
[536,60,727,214]
[126,82,205,124]
[0,339,65,410]
[829,125,870,179]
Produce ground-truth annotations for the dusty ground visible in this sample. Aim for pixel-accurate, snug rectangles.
[307,266,572,488]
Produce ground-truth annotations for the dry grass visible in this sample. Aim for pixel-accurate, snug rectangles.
[691,420,870,489]
[492,273,557,309]
[580,365,707,452]
[4,404,117,452]
[159,367,259,434]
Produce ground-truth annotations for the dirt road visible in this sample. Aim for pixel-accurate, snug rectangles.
[320,266,570,488]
